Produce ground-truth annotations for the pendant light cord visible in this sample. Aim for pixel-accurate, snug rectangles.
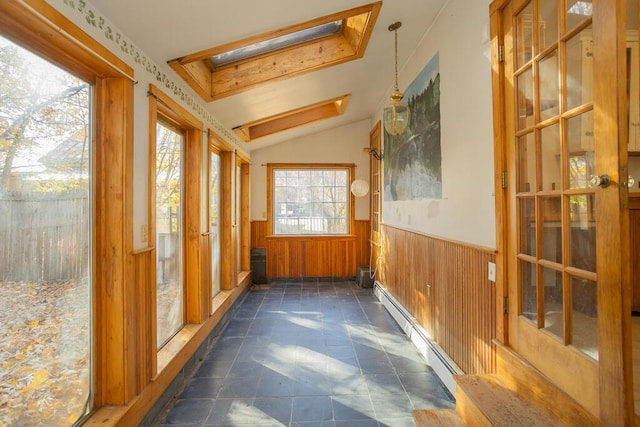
[394,27,399,93]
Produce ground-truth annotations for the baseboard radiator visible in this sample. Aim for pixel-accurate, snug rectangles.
[374,281,462,398]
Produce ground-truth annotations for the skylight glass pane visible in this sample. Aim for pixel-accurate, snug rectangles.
[211,20,342,67]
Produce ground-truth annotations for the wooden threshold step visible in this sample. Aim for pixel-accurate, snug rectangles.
[414,409,468,426]
[455,374,555,427]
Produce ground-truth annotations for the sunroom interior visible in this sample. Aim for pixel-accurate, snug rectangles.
[0,0,637,426]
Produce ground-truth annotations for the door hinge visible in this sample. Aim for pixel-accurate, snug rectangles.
[498,45,505,63]
[501,171,507,189]
[503,296,509,314]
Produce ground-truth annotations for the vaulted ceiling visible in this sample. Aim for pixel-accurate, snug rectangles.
[89,0,447,151]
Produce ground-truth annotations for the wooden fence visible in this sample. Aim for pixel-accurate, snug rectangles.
[0,192,89,282]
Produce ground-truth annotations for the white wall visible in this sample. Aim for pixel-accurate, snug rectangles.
[249,120,372,221]
[375,0,496,248]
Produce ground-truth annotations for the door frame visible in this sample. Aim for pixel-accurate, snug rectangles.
[489,0,634,424]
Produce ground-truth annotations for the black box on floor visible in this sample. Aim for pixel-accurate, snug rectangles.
[356,265,374,288]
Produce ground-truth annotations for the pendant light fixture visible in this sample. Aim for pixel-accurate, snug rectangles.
[383,21,410,136]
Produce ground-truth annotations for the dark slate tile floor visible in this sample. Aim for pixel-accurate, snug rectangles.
[155,280,454,427]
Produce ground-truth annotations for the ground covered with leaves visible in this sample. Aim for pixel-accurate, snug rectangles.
[0,280,90,426]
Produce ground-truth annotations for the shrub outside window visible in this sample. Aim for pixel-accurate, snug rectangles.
[272,166,351,235]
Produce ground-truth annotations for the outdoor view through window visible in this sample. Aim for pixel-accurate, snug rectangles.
[273,168,348,235]
[0,35,92,425]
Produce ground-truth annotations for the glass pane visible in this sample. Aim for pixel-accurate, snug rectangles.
[542,267,563,338]
[541,123,561,191]
[567,111,594,189]
[210,152,221,299]
[541,197,562,263]
[518,132,536,192]
[273,168,349,235]
[237,165,242,274]
[520,260,537,322]
[571,276,598,360]
[569,194,596,272]
[0,36,92,425]
[539,51,560,120]
[538,0,558,51]
[517,68,534,130]
[566,0,592,31]
[566,27,593,111]
[156,122,184,348]
[519,197,536,256]
[516,2,534,67]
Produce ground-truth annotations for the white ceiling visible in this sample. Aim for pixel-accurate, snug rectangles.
[89,0,447,151]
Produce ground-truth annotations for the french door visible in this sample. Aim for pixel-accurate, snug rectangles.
[496,0,632,422]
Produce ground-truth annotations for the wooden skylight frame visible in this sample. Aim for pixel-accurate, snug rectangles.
[233,94,351,142]
[168,2,381,101]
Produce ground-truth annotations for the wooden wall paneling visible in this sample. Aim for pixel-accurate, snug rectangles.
[354,220,371,268]
[305,239,327,277]
[255,231,358,278]
[200,233,211,314]
[132,248,154,392]
[266,238,303,278]
[289,240,306,277]
[332,238,356,276]
[251,220,269,249]
[379,225,496,375]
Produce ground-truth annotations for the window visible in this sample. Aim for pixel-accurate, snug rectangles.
[210,21,342,67]
[269,164,354,235]
[209,150,221,299]
[148,84,205,354]
[0,34,92,426]
[155,121,184,347]
[236,164,243,274]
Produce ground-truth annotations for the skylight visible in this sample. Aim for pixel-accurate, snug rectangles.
[168,2,381,101]
[211,21,342,68]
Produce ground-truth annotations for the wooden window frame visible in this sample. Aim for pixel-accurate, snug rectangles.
[206,132,225,306]
[0,0,135,408]
[267,163,356,237]
[148,84,206,369]
[207,129,239,292]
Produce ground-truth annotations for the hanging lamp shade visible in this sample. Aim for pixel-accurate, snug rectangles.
[383,21,410,136]
[383,91,410,135]
[350,179,370,197]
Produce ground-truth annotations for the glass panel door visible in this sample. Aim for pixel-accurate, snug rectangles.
[504,0,605,410]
